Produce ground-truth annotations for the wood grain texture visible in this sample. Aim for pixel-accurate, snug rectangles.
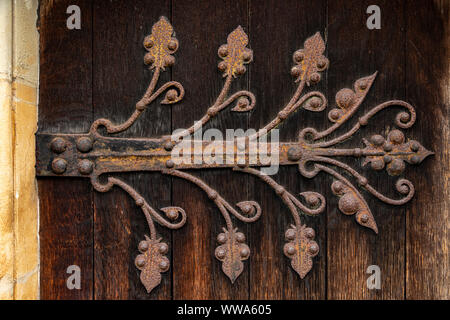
[38,0,93,299]
[171,0,250,299]
[327,0,406,299]
[405,0,449,300]
[92,0,171,300]
[248,0,327,299]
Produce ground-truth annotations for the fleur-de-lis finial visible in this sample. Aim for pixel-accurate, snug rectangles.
[217,26,253,77]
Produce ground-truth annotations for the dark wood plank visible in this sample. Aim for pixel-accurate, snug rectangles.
[326,0,406,299]
[92,0,171,299]
[248,0,327,299]
[171,0,250,299]
[38,0,93,299]
[405,0,449,300]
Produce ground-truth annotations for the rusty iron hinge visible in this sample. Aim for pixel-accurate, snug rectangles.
[36,17,433,293]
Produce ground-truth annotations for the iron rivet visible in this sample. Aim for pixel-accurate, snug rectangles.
[360,214,369,223]
[136,198,144,207]
[308,97,322,109]
[135,256,146,268]
[388,159,405,175]
[50,137,67,153]
[358,177,368,186]
[370,135,385,146]
[240,247,249,258]
[306,194,320,206]
[330,109,341,120]
[287,146,302,161]
[317,58,327,69]
[339,194,360,214]
[237,97,250,109]
[388,129,405,145]
[165,209,179,221]
[370,159,385,171]
[76,137,93,153]
[304,228,315,239]
[285,229,296,241]
[235,232,245,243]
[399,112,410,123]
[159,260,169,270]
[383,143,393,152]
[310,73,321,83]
[336,88,355,109]
[290,66,301,77]
[165,159,174,168]
[359,81,368,90]
[144,52,155,65]
[166,89,178,101]
[138,241,148,252]
[241,204,252,214]
[218,61,227,72]
[51,158,67,174]
[308,243,319,254]
[286,245,296,255]
[78,159,93,175]
[217,233,227,244]
[159,243,169,254]
[236,65,246,75]
[410,142,420,152]
[168,40,177,51]
[216,248,226,259]
[329,109,341,121]
[143,38,153,49]
[218,45,228,57]
[242,50,252,61]
[293,50,304,63]
[359,117,368,126]
[163,141,173,151]
[331,181,345,194]
[383,155,393,163]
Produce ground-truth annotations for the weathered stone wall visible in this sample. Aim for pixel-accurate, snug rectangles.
[0,0,39,300]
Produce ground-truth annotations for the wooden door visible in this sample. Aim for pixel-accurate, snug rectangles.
[37,0,449,299]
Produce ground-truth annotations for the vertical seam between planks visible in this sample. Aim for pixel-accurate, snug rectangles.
[325,0,329,301]
[170,0,174,301]
[247,0,250,300]
[91,0,95,300]
[403,0,407,300]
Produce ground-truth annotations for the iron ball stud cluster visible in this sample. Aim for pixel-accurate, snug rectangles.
[50,136,94,175]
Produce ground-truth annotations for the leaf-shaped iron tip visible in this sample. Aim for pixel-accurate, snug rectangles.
[215,228,250,283]
[218,25,252,77]
[144,17,177,71]
[135,237,170,293]
[284,224,319,278]
[291,31,327,84]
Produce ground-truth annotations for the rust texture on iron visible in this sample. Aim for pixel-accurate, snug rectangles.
[35,17,433,293]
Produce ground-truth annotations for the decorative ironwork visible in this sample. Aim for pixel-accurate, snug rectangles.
[36,17,433,293]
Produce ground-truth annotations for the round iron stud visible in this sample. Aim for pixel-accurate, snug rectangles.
[51,158,67,174]
[50,137,67,154]
[78,159,93,175]
[76,137,93,153]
